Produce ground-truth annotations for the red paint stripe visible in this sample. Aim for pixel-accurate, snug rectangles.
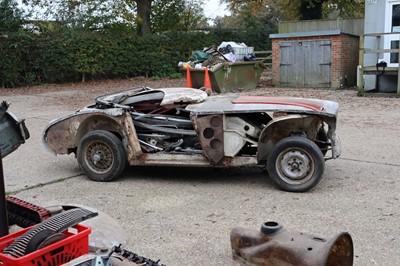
[232,96,323,111]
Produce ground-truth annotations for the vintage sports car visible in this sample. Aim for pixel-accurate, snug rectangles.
[43,87,341,192]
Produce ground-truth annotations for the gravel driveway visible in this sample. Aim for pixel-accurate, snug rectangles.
[1,78,399,265]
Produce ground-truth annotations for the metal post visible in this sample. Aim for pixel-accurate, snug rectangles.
[358,35,365,96]
[0,152,9,237]
[398,35,400,95]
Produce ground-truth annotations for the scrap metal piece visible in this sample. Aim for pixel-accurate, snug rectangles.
[6,195,52,228]
[0,102,30,237]
[109,244,166,266]
[0,101,9,119]
[230,221,353,266]
[45,204,127,254]
[0,102,30,158]
[2,207,98,258]
[63,244,166,266]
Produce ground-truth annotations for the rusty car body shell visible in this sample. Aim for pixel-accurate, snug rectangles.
[43,87,340,168]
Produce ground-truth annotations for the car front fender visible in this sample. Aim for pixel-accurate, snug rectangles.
[257,114,322,163]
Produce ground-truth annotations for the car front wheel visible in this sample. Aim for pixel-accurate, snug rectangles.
[267,136,325,192]
[77,130,127,182]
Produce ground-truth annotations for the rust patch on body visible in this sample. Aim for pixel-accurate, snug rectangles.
[193,115,224,164]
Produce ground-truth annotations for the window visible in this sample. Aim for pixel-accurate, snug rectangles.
[392,4,400,32]
[390,40,399,63]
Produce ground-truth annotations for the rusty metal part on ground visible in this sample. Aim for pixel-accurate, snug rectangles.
[6,195,52,228]
[63,244,166,266]
[2,207,98,258]
[230,221,353,266]
[0,101,30,237]
[0,101,30,157]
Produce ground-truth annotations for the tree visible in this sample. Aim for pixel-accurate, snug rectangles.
[180,0,208,31]
[151,0,185,32]
[295,0,364,20]
[134,0,208,34]
[213,1,279,30]
[135,0,152,35]
[22,0,134,29]
[300,0,323,20]
[0,0,26,88]
[22,0,209,35]
[221,0,364,21]
[0,0,24,32]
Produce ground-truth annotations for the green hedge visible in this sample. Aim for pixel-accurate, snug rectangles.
[0,26,274,87]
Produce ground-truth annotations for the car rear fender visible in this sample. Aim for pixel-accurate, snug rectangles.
[75,112,142,160]
[257,114,322,163]
[44,112,142,160]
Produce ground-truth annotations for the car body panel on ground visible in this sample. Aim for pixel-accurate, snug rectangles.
[0,101,30,158]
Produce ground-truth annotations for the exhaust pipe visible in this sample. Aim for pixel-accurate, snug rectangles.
[230,221,353,266]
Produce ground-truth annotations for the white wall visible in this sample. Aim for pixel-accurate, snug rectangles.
[363,0,392,91]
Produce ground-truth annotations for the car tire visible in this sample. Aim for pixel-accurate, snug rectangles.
[77,130,127,182]
[266,136,325,192]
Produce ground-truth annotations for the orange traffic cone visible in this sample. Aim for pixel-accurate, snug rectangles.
[204,67,212,89]
[186,67,193,88]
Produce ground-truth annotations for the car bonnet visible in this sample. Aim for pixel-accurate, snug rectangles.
[186,95,339,117]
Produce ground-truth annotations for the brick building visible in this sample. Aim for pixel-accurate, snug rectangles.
[269,19,363,89]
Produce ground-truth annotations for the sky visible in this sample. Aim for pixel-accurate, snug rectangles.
[203,0,231,19]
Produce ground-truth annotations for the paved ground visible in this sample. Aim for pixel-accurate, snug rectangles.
[1,80,399,265]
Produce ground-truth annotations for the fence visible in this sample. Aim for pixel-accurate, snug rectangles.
[279,19,364,36]
[254,50,272,66]
[358,32,400,95]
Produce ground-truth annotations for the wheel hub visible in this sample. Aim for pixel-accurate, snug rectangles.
[85,141,114,174]
[280,150,311,180]
[92,153,102,165]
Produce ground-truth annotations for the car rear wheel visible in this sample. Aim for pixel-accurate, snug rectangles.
[77,130,127,182]
[266,136,325,192]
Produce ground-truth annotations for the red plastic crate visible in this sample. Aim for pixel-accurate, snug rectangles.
[0,224,91,266]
